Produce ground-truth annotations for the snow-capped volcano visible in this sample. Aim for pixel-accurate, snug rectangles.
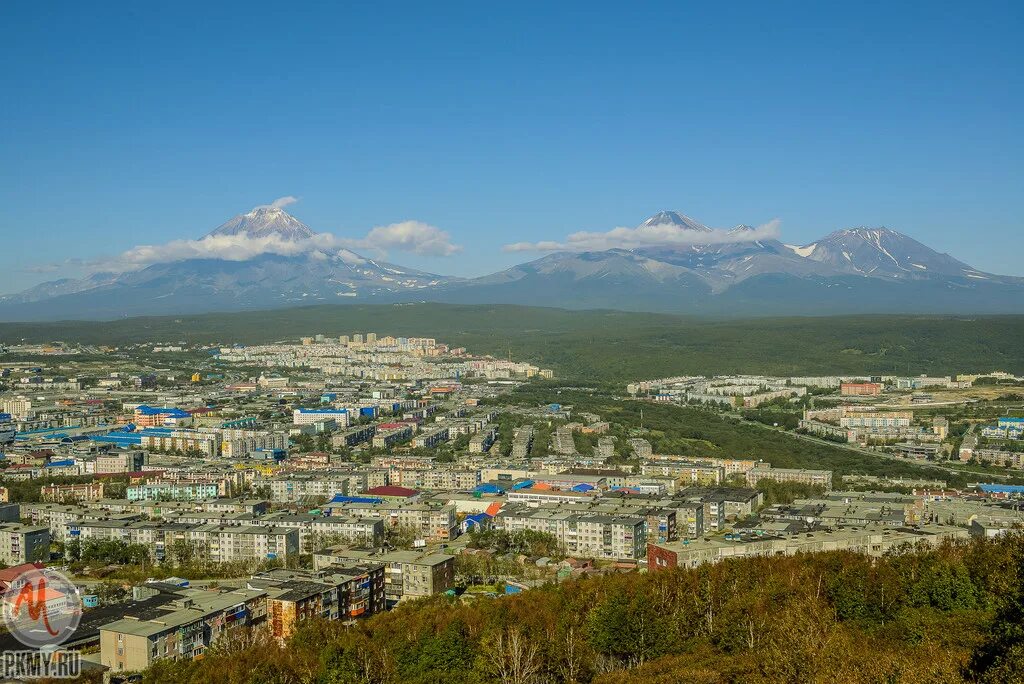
[4,208,1024,320]
[206,206,316,241]
[638,210,712,232]
[0,206,457,319]
[433,211,1024,315]
[788,227,980,279]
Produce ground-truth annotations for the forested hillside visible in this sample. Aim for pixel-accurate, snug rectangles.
[136,534,1024,684]
[3,304,1024,382]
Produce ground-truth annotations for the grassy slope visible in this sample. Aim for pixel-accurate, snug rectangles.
[1,303,1022,382]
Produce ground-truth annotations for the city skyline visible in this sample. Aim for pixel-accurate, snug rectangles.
[2,2,1023,294]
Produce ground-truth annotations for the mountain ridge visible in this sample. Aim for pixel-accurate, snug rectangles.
[2,208,1022,320]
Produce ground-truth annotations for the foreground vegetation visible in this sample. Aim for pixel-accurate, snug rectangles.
[136,534,1024,684]
[3,304,1024,382]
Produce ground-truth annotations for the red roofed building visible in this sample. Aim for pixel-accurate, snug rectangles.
[363,485,419,501]
[0,562,45,593]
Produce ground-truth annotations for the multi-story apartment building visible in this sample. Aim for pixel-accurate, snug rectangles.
[95,450,147,474]
[265,472,370,502]
[799,419,852,441]
[745,466,833,490]
[313,547,455,605]
[132,405,192,427]
[127,482,221,502]
[259,513,384,552]
[839,411,913,430]
[629,438,653,459]
[141,430,218,457]
[649,524,968,571]
[293,408,350,427]
[325,502,457,542]
[0,397,32,420]
[68,519,300,563]
[494,507,647,560]
[410,469,481,491]
[506,488,598,505]
[23,503,123,539]
[511,426,535,458]
[970,449,1024,470]
[220,429,289,458]
[840,382,882,396]
[199,498,270,515]
[412,426,450,449]
[100,588,268,672]
[639,460,725,485]
[189,524,299,563]
[41,481,105,503]
[468,426,497,453]
[371,424,414,449]
[0,523,50,564]
[332,424,376,448]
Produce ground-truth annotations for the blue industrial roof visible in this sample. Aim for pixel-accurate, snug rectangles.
[474,483,504,494]
[135,405,191,418]
[46,459,75,467]
[510,479,534,490]
[329,494,383,504]
[979,484,1024,493]
[464,513,491,527]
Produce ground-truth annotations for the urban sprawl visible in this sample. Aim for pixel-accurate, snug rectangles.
[0,334,1022,674]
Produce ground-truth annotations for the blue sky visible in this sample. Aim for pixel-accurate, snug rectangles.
[1,1,1021,293]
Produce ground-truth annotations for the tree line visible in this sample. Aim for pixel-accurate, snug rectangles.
[137,533,1024,683]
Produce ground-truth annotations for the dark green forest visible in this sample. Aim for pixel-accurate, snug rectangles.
[3,304,1023,382]
[136,534,1024,684]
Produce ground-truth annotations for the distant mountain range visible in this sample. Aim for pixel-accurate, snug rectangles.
[2,207,1022,320]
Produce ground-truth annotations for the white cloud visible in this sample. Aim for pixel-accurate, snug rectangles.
[69,216,460,273]
[360,221,462,257]
[503,219,782,253]
[270,196,299,209]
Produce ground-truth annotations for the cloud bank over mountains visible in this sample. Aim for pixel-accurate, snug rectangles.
[44,198,462,274]
[23,199,782,278]
[504,218,782,253]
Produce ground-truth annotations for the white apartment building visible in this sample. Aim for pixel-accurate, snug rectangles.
[495,508,646,560]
